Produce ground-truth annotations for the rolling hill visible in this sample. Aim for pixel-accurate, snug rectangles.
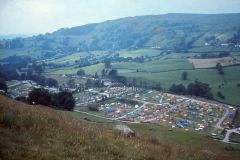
[1,13,240,59]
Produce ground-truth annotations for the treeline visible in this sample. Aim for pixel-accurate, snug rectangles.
[17,88,75,111]
[169,79,213,99]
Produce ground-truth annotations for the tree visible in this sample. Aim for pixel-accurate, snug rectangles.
[42,40,50,50]
[104,59,111,68]
[133,77,136,86]
[34,65,44,74]
[0,78,7,92]
[35,75,46,86]
[108,69,118,78]
[67,79,75,88]
[20,73,26,80]
[217,91,225,99]
[116,75,127,84]
[181,71,188,80]
[46,78,58,87]
[169,84,186,94]
[216,62,224,75]
[94,72,99,79]
[87,104,98,111]
[86,79,93,88]
[64,97,75,111]
[187,79,213,99]
[55,91,75,110]
[154,84,162,91]
[216,62,222,70]
[94,80,103,88]
[28,88,52,106]
[77,69,85,76]
[101,69,106,77]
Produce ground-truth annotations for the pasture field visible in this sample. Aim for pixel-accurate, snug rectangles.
[120,67,240,106]
[118,49,160,58]
[193,32,214,45]
[188,57,238,68]
[47,74,87,85]
[233,55,240,60]
[188,46,231,53]
[0,48,42,59]
[160,52,202,59]
[121,68,222,88]
[48,52,89,64]
[111,59,193,71]
[216,30,237,43]
[51,63,105,75]
[212,66,240,106]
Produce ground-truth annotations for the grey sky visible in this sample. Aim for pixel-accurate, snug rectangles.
[0,0,239,35]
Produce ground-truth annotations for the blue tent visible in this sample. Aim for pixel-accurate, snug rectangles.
[183,123,188,126]
[179,119,185,123]
[127,114,132,119]
[107,108,113,113]
[133,111,138,115]
[229,113,234,118]
[76,99,81,104]
[188,121,193,125]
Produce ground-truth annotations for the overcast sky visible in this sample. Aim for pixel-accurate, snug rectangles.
[0,0,239,35]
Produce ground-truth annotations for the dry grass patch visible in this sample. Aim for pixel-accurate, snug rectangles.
[188,57,239,68]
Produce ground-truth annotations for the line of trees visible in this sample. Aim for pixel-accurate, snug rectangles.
[169,79,213,99]
[28,88,75,111]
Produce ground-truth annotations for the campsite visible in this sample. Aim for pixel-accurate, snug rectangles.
[73,85,237,139]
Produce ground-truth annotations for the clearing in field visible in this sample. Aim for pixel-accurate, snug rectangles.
[188,57,239,68]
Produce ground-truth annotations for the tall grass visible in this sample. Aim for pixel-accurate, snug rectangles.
[0,95,237,159]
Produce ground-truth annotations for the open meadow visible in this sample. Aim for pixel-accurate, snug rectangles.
[112,59,193,71]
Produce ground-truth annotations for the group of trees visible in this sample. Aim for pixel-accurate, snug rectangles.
[217,91,225,99]
[216,62,224,75]
[108,69,127,84]
[0,78,7,92]
[4,38,24,49]
[85,79,104,88]
[28,88,75,111]
[169,79,213,99]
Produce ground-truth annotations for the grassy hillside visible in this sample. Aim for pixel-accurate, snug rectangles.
[1,13,240,60]
[1,95,240,159]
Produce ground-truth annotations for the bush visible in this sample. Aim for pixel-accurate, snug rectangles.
[87,104,98,111]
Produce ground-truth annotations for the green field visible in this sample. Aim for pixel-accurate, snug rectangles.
[188,46,231,53]
[118,49,160,58]
[51,63,105,75]
[112,59,193,71]
[119,66,240,106]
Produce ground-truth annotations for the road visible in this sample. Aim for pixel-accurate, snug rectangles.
[220,128,240,144]
[212,107,229,132]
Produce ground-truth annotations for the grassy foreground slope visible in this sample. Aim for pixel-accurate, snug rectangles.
[0,95,238,160]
